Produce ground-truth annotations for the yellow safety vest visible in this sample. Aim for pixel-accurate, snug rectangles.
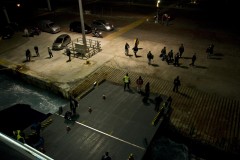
[123,76,130,83]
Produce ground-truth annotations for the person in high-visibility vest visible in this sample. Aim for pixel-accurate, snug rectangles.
[128,153,134,160]
[123,73,130,91]
[13,130,25,143]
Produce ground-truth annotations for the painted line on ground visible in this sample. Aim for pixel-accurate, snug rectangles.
[57,114,145,150]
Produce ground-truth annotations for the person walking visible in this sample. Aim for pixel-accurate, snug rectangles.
[34,46,40,57]
[48,47,53,58]
[101,152,111,160]
[132,45,138,57]
[167,49,174,64]
[179,44,184,58]
[173,76,181,93]
[174,52,180,66]
[147,51,154,65]
[189,53,196,66]
[123,73,130,91]
[125,42,130,56]
[136,76,144,93]
[154,95,163,112]
[160,46,167,61]
[25,49,31,62]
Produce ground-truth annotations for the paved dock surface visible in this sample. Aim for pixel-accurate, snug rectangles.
[1,3,240,160]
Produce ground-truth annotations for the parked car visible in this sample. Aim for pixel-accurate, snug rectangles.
[69,21,92,34]
[0,25,14,39]
[38,20,60,34]
[52,34,71,50]
[91,20,114,31]
[28,26,41,37]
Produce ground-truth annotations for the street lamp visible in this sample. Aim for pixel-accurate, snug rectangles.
[155,0,160,23]
[78,0,87,54]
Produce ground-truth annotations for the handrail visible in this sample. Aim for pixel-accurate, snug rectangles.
[0,132,54,160]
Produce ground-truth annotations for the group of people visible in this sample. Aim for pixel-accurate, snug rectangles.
[125,41,199,67]
[25,46,54,62]
[160,44,186,66]
[125,38,140,57]
[123,73,177,109]
[25,46,39,62]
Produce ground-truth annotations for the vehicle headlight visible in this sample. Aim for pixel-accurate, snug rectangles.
[106,26,111,30]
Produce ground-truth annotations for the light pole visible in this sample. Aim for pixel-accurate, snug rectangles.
[155,0,160,23]
[78,0,87,54]
[46,0,52,11]
[2,7,10,23]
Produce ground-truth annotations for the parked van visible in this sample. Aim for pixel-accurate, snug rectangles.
[38,20,61,34]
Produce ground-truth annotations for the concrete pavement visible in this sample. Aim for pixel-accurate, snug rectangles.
[1,5,240,159]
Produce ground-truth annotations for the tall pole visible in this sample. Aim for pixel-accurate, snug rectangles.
[3,7,10,23]
[78,0,87,53]
[46,0,52,11]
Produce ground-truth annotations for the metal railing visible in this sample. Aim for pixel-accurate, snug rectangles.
[0,132,54,160]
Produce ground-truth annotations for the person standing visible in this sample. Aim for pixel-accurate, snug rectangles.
[189,53,196,66]
[136,76,144,93]
[209,44,214,55]
[66,48,71,62]
[125,42,130,56]
[154,95,163,112]
[26,49,31,62]
[145,82,150,98]
[24,28,29,37]
[147,51,154,65]
[134,38,139,48]
[48,47,53,58]
[179,44,184,58]
[123,73,130,91]
[160,46,167,61]
[101,152,111,160]
[173,76,181,93]
[34,46,40,57]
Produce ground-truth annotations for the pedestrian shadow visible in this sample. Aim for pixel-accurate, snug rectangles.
[23,60,30,63]
[45,57,52,59]
[66,60,71,63]
[127,54,133,57]
[23,60,35,63]
[213,52,224,57]
[151,64,159,67]
[143,138,148,148]
[182,57,192,59]
[195,65,208,69]
[135,55,142,58]
[178,92,191,99]
[125,89,135,94]
[209,57,222,60]
[179,65,189,69]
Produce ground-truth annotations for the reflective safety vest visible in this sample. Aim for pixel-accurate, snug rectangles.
[16,130,25,143]
[123,76,130,83]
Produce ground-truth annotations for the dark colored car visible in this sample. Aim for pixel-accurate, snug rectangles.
[69,21,92,34]
[0,26,14,39]
[91,20,114,31]
[38,20,61,34]
[52,34,71,50]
